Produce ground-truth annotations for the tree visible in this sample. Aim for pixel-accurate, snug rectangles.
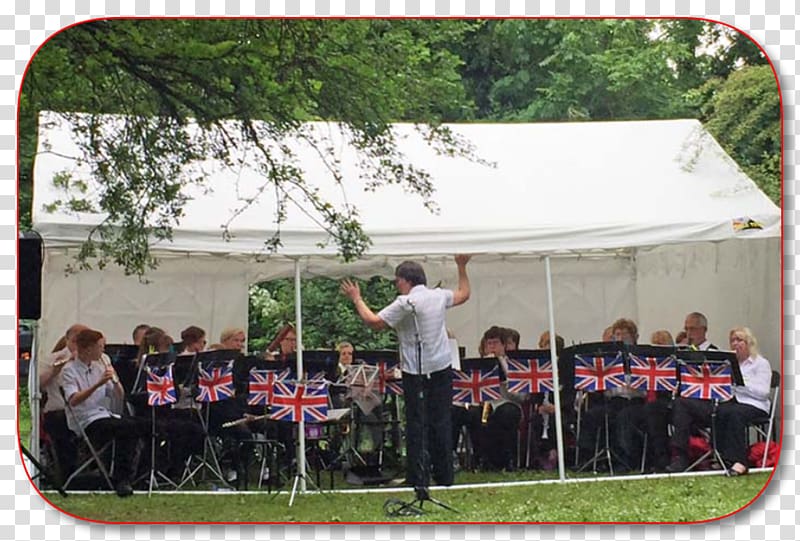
[248,276,398,354]
[686,64,780,205]
[452,19,692,121]
[19,19,475,275]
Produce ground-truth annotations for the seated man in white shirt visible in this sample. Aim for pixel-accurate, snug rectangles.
[39,323,88,483]
[61,329,150,497]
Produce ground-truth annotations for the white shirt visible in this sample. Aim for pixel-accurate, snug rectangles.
[40,347,72,413]
[61,358,116,433]
[377,284,454,375]
[698,339,716,351]
[735,353,772,414]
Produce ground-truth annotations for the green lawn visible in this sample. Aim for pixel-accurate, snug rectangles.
[39,471,771,523]
[20,385,773,523]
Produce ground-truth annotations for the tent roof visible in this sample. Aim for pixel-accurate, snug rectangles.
[32,112,779,258]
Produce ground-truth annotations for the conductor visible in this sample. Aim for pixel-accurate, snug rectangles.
[340,255,471,490]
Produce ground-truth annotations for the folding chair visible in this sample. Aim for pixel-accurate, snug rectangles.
[746,370,780,468]
[60,388,115,491]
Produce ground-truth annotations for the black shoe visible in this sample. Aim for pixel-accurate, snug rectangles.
[115,481,134,498]
[665,458,687,473]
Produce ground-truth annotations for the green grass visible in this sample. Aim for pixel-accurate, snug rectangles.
[39,472,771,523]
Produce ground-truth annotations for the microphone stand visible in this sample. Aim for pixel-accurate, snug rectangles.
[384,300,457,517]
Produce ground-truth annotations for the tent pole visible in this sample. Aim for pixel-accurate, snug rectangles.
[545,256,566,482]
[294,259,306,494]
[28,320,41,485]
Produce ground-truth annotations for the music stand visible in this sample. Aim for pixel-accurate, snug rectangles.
[177,349,239,489]
[566,342,628,475]
[352,351,404,479]
[674,348,741,472]
[507,349,554,469]
[138,351,179,494]
[284,350,338,382]
[104,344,139,363]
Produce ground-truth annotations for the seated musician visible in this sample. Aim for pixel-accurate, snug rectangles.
[263,324,296,361]
[532,331,567,470]
[330,341,355,409]
[61,329,150,497]
[576,318,646,471]
[614,328,675,472]
[220,327,247,353]
[180,325,207,355]
[39,324,89,484]
[207,326,259,485]
[666,326,771,475]
[475,326,523,471]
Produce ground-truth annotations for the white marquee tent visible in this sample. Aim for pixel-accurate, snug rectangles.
[32,111,781,366]
[30,111,781,485]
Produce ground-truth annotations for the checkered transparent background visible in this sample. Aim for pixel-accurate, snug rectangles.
[1,1,796,539]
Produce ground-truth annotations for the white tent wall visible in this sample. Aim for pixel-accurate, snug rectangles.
[31,113,782,370]
[38,251,250,357]
[36,239,780,368]
[438,256,637,354]
[635,237,781,368]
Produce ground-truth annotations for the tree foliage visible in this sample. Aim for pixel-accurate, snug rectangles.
[20,19,474,274]
[18,19,780,343]
[686,64,781,205]
[248,276,398,354]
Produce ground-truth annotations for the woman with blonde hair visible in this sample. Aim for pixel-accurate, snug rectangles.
[219,327,246,353]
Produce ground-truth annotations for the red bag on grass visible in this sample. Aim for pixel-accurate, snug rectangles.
[748,441,779,468]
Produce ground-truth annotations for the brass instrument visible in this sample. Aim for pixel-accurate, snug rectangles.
[481,401,493,425]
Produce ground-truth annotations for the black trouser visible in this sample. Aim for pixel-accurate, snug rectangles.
[43,409,77,482]
[153,408,206,476]
[84,416,150,483]
[482,402,522,470]
[669,397,714,461]
[715,400,768,466]
[402,368,454,487]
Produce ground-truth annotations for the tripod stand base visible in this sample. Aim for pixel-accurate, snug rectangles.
[383,487,458,517]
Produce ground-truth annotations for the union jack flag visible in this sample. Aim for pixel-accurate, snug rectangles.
[196,361,235,402]
[372,360,404,396]
[248,368,290,406]
[629,354,677,393]
[146,364,177,406]
[574,353,626,392]
[679,362,732,401]
[452,366,501,405]
[271,381,329,422]
[506,358,554,394]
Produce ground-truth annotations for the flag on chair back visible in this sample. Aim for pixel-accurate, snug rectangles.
[452,366,501,405]
[248,368,290,406]
[271,381,329,422]
[679,362,732,401]
[574,353,626,392]
[628,354,677,393]
[196,361,235,402]
[506,358,554,394]
[146,365,177,406]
